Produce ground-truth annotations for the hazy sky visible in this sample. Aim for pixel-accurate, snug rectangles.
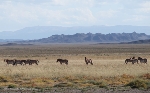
[0,0,150,33]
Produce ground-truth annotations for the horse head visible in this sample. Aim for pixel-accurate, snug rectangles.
[132,56,135,59]
[4,59,6,62]
[56,59,61,62]
[138,57,142,60]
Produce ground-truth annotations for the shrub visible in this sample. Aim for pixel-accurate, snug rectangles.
[125,79,148,89]
[53,82,74,87]
[86,80,107,88]
[8,84,17,88]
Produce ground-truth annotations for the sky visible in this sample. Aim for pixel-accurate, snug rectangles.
[0,0,150,34]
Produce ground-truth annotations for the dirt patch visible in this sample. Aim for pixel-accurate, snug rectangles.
[0,87,150,93]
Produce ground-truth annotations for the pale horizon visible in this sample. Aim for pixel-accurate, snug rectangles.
[0,0,150,35]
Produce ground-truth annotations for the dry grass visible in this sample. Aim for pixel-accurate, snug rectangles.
[0,44,150,88]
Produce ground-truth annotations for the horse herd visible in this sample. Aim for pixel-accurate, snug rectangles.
[125,57,147,64]
[57,56,148,65]
[4,59,39,66]
[4,57,93,66]
[4,56,148,66]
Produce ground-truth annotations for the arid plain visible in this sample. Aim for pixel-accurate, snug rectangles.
[0,44,150,92]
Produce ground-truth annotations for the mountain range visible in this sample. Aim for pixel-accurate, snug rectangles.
[0,25,150,40]
[0,25,150,43]
[18,32,150,43]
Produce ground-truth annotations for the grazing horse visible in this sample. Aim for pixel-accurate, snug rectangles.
[138,57,147,64]
[125,58,138,64]
[27,59,39,65]
[85,57,93,65]
[4,59,15,65]
[13,59,24,65]
[56,59,68,65]
[21,60,31,65]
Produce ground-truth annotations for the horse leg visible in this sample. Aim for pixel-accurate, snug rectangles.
[86,62,88,65]
[125,60,127,64]
[90,60,93,65]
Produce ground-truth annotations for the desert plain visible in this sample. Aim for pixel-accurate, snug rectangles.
[0,44,150,92]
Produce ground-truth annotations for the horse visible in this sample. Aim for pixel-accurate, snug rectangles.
[125,58,138,64]
[27,59,39,65]
[4,59,15,65]
[20,60,32,65]
[85,57,93,65]
[56,59,68,65]
[138,57,147,64]
[13,59,24,66]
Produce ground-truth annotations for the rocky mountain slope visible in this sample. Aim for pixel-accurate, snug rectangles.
[22,32,150,43]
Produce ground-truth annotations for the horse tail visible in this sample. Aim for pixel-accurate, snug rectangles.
[85,57,87,62]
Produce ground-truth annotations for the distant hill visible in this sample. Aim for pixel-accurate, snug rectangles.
[122,39,150,44]
[0,43,33,46]
[0,25,150,40]
[19,32,150,43]
[0,39,22,42]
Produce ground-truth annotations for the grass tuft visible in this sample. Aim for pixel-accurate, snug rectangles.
[0,76,8,82]
[142,73,150,79]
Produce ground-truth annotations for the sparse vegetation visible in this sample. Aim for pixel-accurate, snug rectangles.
[125,79,149,89]
[0,44,150,92]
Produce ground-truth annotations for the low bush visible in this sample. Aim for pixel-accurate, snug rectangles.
[125,79,148,89]
[8,84,17,88]
[53,82,74,87]
[86,80,107,88]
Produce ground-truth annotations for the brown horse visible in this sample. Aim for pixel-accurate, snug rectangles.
[125,58,138,64]
[27,59,39,65]
[138,57,147,64]
[56,59,68,65]
[85,57,93,65]
[4,59,16,65]
[13,59,24,66]
[20,60,30,65]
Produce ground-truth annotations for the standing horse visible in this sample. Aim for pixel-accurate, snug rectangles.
[4,59,15,65]
[13,59,24,66]
[138,57,147,64]
[125,58,138,64]
[56,59,68,65]
[27,59,39,65]
[21,60,31,65]
[85,57,93,65]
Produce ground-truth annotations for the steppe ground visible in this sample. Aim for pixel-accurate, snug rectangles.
[0,43,150,92]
